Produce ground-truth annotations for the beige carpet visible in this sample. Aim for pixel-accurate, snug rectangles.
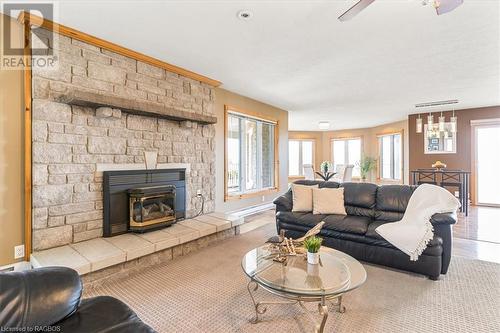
[84,224,500,333]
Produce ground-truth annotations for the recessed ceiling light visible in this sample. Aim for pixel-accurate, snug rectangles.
[318,121,330,130]
[237,10,253,20]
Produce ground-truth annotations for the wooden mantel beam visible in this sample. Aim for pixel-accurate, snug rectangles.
[51,89,217,125]
[17,11,222,87]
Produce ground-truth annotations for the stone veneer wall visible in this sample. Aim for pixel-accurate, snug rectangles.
[31,29,216,251]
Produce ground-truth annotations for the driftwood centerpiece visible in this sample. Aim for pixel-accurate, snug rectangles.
[266,222,325,263]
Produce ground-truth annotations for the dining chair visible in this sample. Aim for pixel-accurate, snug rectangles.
[343,165,354,182]
[417,170,438,185]
[440,170,466,214]
[331,164,345,182]
[303,164,315,180]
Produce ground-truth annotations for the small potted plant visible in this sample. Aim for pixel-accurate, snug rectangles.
[304,236,323,265]
[357,156,377,182]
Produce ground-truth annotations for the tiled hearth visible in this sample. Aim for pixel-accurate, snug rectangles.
[31,213,243,276]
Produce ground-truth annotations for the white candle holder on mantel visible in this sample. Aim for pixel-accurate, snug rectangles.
[144,151,158,170]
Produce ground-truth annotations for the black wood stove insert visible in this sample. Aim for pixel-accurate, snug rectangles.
[103,169,186,237]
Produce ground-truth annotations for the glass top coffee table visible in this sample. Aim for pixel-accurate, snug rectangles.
[241,245,366,333]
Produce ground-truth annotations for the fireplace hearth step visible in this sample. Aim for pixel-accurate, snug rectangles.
[71,239,127,272]
[161,223,200,243]
[193,215,232,232]
[207,212,244,227]
[178,219,217,237]
[104,233,155,261]
[31,213,242,275]
[30,245,91,275]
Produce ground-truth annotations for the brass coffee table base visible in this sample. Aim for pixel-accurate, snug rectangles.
[247,280,346,333]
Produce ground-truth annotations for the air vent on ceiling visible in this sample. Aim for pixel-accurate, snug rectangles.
[415,99,459,108]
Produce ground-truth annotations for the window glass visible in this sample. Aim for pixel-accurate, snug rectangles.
[227,115,240,193]
[288,140,314,176]
[289,141,300,176]
[333,140,345,168]
[379,133,402,180]
[245,119,257,191]
[381,136,391,179]
[332,138,361,177]
[302,141,313,166]
[262,123,274,188]
[394,134,401,180]
[226,111,277,196]
[348,139,361,177]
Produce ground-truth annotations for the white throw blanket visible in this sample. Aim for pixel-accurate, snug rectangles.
[376,184,461,261]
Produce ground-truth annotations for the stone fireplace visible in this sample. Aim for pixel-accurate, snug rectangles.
[31,29,216,251]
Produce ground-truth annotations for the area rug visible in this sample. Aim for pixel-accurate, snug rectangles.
[84,224,500,333]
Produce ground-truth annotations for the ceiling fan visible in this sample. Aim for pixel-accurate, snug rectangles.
[338,0,464,21]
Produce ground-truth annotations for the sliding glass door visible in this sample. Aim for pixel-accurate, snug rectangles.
[475,123,500,206]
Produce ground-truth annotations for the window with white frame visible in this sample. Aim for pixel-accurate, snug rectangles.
[378,133,402,180]
[226,110,276,196]
[331,138,362,177]
[288,140,314,176]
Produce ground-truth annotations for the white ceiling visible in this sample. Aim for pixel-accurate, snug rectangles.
[52,1,500,130]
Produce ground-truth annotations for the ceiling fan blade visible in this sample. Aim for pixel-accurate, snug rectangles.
[435,0,464,15]
[338,0,376,22]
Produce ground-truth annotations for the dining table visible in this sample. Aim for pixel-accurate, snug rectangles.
[410,168,470,216]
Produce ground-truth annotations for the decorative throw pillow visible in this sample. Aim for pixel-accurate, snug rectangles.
[292,184,319,212]
[312,187,347,215]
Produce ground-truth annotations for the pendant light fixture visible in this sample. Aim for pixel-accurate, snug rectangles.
[416,114,423,133]
[438,112,445,132]
[414,99,459,135]
[427,112,434,128]
[450,109,457,133]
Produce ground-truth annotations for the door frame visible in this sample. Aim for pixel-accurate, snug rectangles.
[471,118,500,207]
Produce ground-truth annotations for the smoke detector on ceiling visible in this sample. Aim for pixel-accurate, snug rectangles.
[318,121,331,130]
[237,10,253,20]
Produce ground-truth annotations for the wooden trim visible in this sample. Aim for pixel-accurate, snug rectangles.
[52,89,217,124]
[223,106,280,202]
[375,130,404,137]
[225,105,278,124]
[17,12,221,87]
[23,16,33,261]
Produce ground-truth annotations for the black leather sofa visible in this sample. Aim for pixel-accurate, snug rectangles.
[274,180,457,280]
[0,267,155,333]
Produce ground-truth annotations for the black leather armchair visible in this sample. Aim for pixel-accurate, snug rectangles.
[274,180,457,280]
[0,267,156,333]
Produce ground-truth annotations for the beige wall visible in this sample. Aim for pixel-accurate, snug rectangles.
[215,88,288,212]
[289,119,409,184]
[0,14,24,266]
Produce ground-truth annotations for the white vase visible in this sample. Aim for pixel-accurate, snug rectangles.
[307,251,320,265]
[144,151,158,170]
[307,262,320,276]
